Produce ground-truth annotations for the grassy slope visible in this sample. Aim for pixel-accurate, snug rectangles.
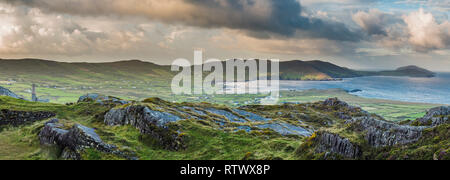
[0,59,174,103]
[0,96,302,160]
[0,95,446,160]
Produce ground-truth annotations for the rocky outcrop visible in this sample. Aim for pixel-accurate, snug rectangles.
[0,109,55,126]
[0,86,20,99]
[416,106,450,126]
[322,98,352,108]
[255,123,313,137]
[78,93,129,105]
[39,119,132,160]
[104,105,185,150]
[314,132,362,159]
[321,98,369,119]
[347,116,425,147]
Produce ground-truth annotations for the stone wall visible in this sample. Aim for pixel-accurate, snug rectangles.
[0,109,55,126]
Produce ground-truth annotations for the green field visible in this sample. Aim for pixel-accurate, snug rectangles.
[0,59,441,123]
[2,76,437,122]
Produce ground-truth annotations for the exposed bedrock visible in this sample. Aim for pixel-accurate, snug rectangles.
[321,98,369,119]
[104,105,185,150]
[39,119,132,160]
[416,106,450,126]
[78,93,129,105]
[347,116,426,147]
[0,109,55,126]
[0,86,21,99]
[314,132,362,159]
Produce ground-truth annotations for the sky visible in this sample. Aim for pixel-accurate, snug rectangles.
[0,0,449,71]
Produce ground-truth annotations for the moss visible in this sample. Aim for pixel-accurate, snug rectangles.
[80,148,125,160]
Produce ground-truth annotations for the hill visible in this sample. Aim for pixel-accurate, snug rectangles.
[0,58,434,82]
[0,58,436,104]
[278,60,361,80]
[378,65,436,77]
[0,95,447,160]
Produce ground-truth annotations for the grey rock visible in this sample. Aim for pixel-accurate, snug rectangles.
[39,122,69,145]
[314,132,362,159]
[256,123,312,137]
[39,120,130,160]
[322,98,368,115]
[182,106,206,116]
[335,112,352,120]
[0,86,20,99]
[323,98,350,107]
[347,116,425,147]
[206,108,246,123]
[104,105,185,150]
[417,106,450,126]
[233,109,271,122]
[78,93,129,105]
[236,126,252,132]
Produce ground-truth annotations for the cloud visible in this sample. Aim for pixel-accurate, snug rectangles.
[0,0,363,42]
[210,30,344,56]
[0,5,149,57]
[352,9,395,36]
[403,8,450,52]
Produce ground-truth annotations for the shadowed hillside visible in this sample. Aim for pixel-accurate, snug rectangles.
[0,58,436,104]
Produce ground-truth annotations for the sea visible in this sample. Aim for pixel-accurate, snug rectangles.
[279,73,450,105]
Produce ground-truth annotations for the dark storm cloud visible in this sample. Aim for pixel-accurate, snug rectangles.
[0,0,364,42]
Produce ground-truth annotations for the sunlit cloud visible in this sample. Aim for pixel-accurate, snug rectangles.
[0,0,448,71]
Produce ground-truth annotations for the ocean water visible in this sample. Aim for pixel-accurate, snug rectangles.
[279,73,450,105]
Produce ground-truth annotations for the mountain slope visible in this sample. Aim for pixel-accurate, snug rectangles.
[279,60,361,80]
[0,58,436,103]
[0,58,435,83]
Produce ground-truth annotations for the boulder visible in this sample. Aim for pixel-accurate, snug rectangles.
[0,109,55,126]
[104,105,185,150]
[39,119,130,160]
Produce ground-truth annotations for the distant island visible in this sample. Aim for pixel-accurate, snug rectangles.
[277,60,435,80]
[373,65,436,78]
